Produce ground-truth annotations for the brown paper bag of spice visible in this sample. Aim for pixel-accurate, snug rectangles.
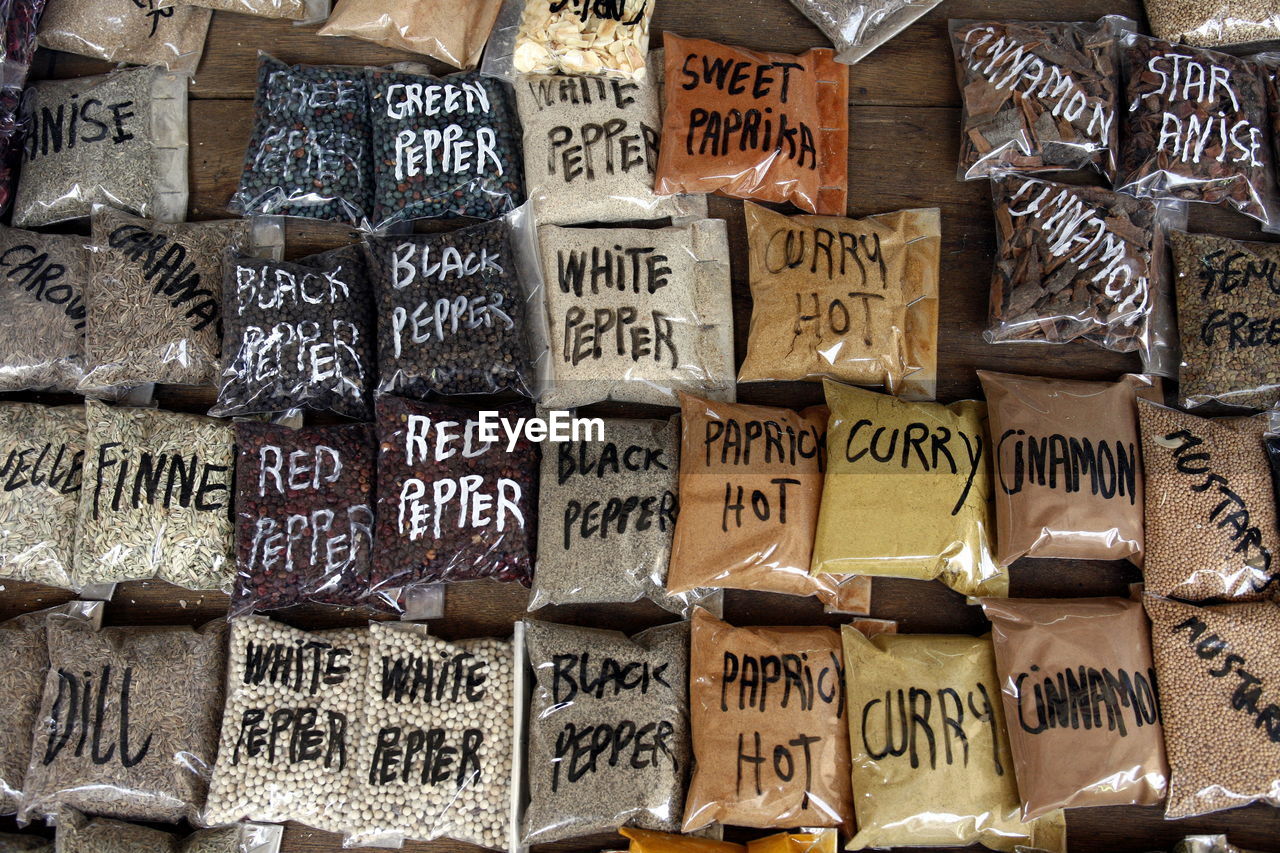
[320,0,502,70]
[738,203,940,400]
[980,596,1168,818]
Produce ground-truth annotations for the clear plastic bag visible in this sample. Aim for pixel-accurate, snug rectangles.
[654,34,847,215]
[0,229,88,393]
[230,422,376,617]
[1267,414,1280,514]
[19,616,226,825]
[980,596,1168,818]
[13,67,188,228]
[791,0,940,65]
[56,806,283,853]
[738,202,940,399]
[811,381,1005,598]
[36,0,210,74]
[0,834,47,853]
[230,55,373,226]
[153,0,330,23]
[0,403,84,590]
[319,0,502,70]
[683,609,852,831]
[214,244,374,420]
[666,393,871,612]
[1176,836,1265,853]
[72,401,235,593]
[1144,595,1280,818]
[842,629,1067,852]
[1146,0,1280,48]
[1,0,47,90]
[979,371,1158,567]
[484,0,652,80]
[345,623,515,849]
[620,827,838,853]
[521,618,689,844]
[1138,399,1279,601]
[534,218,735,408]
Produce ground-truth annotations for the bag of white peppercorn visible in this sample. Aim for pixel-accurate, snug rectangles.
[19,615,226,825]
[789,0,941,64]
[344,622,516,849]
[0,835,47,853]
[535,219,735,408]
[203,618,367,834]
[1145,595,1280,818]
[522,618,689,844]
[1145,0,1280,48]
[72,401,235,593]
[152,0,330,23]
[12,68,189,228]
[213,244,373,420]
[0,404,84,590]
[0,228,89,393]
[485,0,652,80]
[36,0,211,74]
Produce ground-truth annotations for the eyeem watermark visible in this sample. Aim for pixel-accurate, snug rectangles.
[477,410,604,450]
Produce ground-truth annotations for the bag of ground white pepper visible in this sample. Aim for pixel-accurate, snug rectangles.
[1138,399,1279,601]
[0,228,89,393]
[486,0,652,79]
[0,834,47,853]
[1145,0,1280,47]
[13,68,188,228]
[522,618,689,844]
[320,0,502,70]
[203,619,367,834]
[37,0,210,73]
[0,404,84,590]
[738,202,940,398]
[1145,595,1280,818]
[20,616,226,825]
[535,219,735,408]
[345,622,515,849]
[790,0,941,64]
[842,629,1067,852]
[214,244,373,420]
[72,401,235,593]
[153,0,330,23]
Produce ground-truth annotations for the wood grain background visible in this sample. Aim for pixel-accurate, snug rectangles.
[3,0,1280,850]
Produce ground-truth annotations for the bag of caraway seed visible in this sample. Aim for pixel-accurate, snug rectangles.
[37,0,210,74]
[0,835,47,853]
[0,227,89,393]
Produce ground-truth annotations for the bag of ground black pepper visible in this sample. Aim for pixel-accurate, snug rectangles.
[72,401,235,592]
[666,394,870,611]
[203,618,367,833]
[19,615,226,824]
[230,55,372,226]
[536,219,735,408]
[372,396,537,604]
[682,609,852,831]
[1138,399,1279,601]
[0,228,89,393]
[738,202,940,398]
[522,618,689,844]
[214,244,373,419]
[486,0,651,80]
[0,403,84,590]
[811,381,1004,597]
[655,34,848,215]
[230,422,375,617]
[980,597,1169,818]
[37,0,210,74]
[843,629,1067,852]
[1144,595,1280,818]
[1118,33,1275,225]
[1145,0,1280,48]
[153,0,329,23]
[979,371,1158,567]
[1168,230,1280,410]
[320,0,502,70]
[13,68,188,228]
[950,19,1123,181]
[789,0,939,65]
[0,835,46,853]
[344,622,515,849]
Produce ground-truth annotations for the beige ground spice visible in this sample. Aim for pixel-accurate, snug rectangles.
[320,0,502,69]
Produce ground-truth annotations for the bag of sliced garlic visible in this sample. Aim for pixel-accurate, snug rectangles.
[505,0,652,79]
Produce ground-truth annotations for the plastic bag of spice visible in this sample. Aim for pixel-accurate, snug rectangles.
[620,828,839,853]
[230,55,373,227]
[535,219,735,408]
[665,393,871,613]
[72,401,236,593]
[153,0,329,23]
[0,835,46,853]
[738,202,940,398]
[1144,595,1280,818]
[37,0,211,74]
[980,596,1169,818]
[682,609,852,831]
[1167,230,1280,410]
[1176,837,1266,853]
[57,807,283,853]
[214,244,374,420]
[12,68,189,228]
[1138,399,1279,601]
[654,34,848,215]
[320,0,501,70]
[484,0,652,80]
[842,629,1068,852]
[788,0,940,65]
[950,19,1124,181]
[1267,415,1280,514]
[19,615,226,825]
[0,228,89,393]
[1,0,47,91]
[522,618,689,844]
[1145,0,1280,48]
[344,622,515,849]
[230,422,376,618]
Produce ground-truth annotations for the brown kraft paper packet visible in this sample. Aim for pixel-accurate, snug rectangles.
[655,33,848,215]
[683,608,852,831]
[979,371,1159,567]
[980,596,1169,818]
[665,393,870,613]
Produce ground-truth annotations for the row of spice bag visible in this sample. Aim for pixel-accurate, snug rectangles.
[0,807,280,853]
[3,599,1280,853]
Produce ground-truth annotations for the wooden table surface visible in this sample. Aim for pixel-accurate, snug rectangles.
[3,0,1280,851]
